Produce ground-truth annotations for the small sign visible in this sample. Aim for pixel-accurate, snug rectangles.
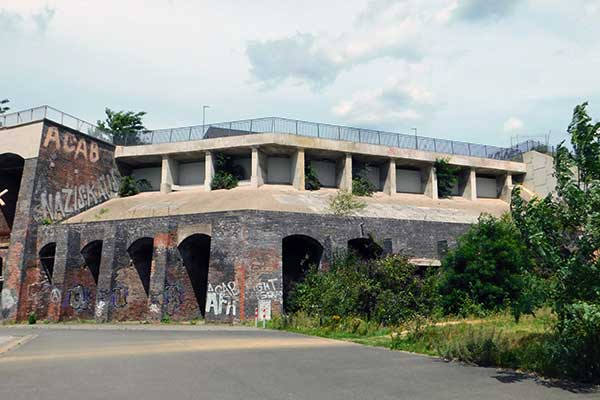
[258,300,272,321]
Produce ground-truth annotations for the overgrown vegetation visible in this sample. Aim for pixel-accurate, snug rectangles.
[352,164,377,197]
[119,176,151,197]
[211,153,245,190]
[438,214,544,322]
[288,252,437,326]
[434,158,460,198]
[305,163,321,191]
[97,108,147,145]
[511,101,600,383]
[327,189,366,216]
[27,312,37,325]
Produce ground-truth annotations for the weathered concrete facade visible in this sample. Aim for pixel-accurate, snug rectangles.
[0,108,555,323]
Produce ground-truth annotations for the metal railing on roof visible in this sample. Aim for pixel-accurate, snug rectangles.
[0,105,113,144]
[119,116,530,161]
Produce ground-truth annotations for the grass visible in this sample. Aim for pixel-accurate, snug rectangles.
[268,310,563,378]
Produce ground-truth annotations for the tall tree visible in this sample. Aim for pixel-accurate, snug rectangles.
[97,108,147,145]
[0,99,10,114]
[512,102,600,381]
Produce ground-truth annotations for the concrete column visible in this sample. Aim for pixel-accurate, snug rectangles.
[291,148,305,191]
[462,168,477,200]
[251,147,266,188]
[204,151,214,191]
[499,173,513,203]
[422,165,438,200]
[383,158,397,195]
[337,153,353,191]
[160,155,179,194]
[94,225,119,323]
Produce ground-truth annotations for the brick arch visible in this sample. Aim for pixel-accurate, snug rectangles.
[38,242,57,284]
[0,153,24,241]
[175,234,211,318]
[281,234,323,312]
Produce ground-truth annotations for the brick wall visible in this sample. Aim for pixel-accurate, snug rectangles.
[33,210,469,323]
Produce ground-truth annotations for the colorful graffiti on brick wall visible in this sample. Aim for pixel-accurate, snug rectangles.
[35,125,120,222]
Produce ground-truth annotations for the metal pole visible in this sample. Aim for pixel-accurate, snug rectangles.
[202,105,210,136]
[412,128,418,150]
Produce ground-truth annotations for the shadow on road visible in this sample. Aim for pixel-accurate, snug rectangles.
[492,370,598,394]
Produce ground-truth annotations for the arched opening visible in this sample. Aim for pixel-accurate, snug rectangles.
[0,153,24,243]
[177,234,211,317]
[282,235,323,311]
[39,243,57,283]
[348,237,384,261]
[81,240,103,285]
[127,238,154,296]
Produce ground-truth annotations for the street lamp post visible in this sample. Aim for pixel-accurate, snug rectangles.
[202,105,210,135]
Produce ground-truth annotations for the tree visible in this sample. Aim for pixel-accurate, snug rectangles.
[97,108,147,145]
[511,102,600,381]
[0,99,9,114]
[438,214,539,321]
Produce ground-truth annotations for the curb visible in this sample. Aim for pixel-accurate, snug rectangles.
[0,335,37,355]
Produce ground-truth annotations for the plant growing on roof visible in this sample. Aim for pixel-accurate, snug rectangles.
[211,152,245,190]
[352,163,377,197]
[305,163,321,191]
[434,158,461,198]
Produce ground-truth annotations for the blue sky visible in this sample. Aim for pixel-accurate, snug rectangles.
[2,0,599,147]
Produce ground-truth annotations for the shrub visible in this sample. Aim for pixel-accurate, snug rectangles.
[438,214,542,321]
[328,189,366,216]
[211,153,244,190]
[119,176,151,197]
[352,166,377,197]
[305,164,321,191]
[288,251,437,325]
[434,158,460,198]
[28,312,37,325]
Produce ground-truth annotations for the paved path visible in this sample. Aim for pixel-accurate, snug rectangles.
[0,325,596,400]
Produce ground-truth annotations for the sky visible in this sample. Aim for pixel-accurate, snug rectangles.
[2,0,600,147]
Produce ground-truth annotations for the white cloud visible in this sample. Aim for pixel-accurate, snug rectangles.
[503,117,524,132]
[333,79,437,126]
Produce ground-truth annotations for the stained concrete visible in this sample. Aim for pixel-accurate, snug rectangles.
[64,185,509,224]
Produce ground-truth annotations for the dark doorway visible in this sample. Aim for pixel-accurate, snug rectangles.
[127,238,154,296]
[348,237,383,261]
[0,257,3,294]
[39,243,57,283]
[0,153,24,240]
[81,240,103,285]
[282,235,323,311]
[177,234,211,316]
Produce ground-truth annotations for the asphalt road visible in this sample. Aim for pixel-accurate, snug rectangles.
[0,325,596,400]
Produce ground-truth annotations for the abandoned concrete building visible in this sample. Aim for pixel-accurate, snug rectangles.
[0,106,555,323]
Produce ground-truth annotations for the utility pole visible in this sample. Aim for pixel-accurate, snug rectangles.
[412,128,418,150]
[202,105,210,135]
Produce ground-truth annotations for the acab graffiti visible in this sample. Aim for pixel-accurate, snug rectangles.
[43,127,101,163]
[205,281,238,316]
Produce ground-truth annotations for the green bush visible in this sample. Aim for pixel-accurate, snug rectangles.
[434,158,460,198]
[119,176,151,197]
[211,153,244,190]
[28,312,37,325]
[305,164,321,191]
[352,164,377,197]
[438,214,543,321]
[288,252,436,325]
[328,189,366,216]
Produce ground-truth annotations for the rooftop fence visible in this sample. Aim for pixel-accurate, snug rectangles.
[1,106,550,161]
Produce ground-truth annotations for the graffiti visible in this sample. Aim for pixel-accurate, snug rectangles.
[49,287,61,304]
[149,303,160,315]
[164,285,182,314]
[206,281,238,316]
[40,172,120,221]
[111,287,128,308]
[253,278,282,301]
[1,288,16,311]
[95,300,106,319]
[68,285,88,311]
[43,127,101,163]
